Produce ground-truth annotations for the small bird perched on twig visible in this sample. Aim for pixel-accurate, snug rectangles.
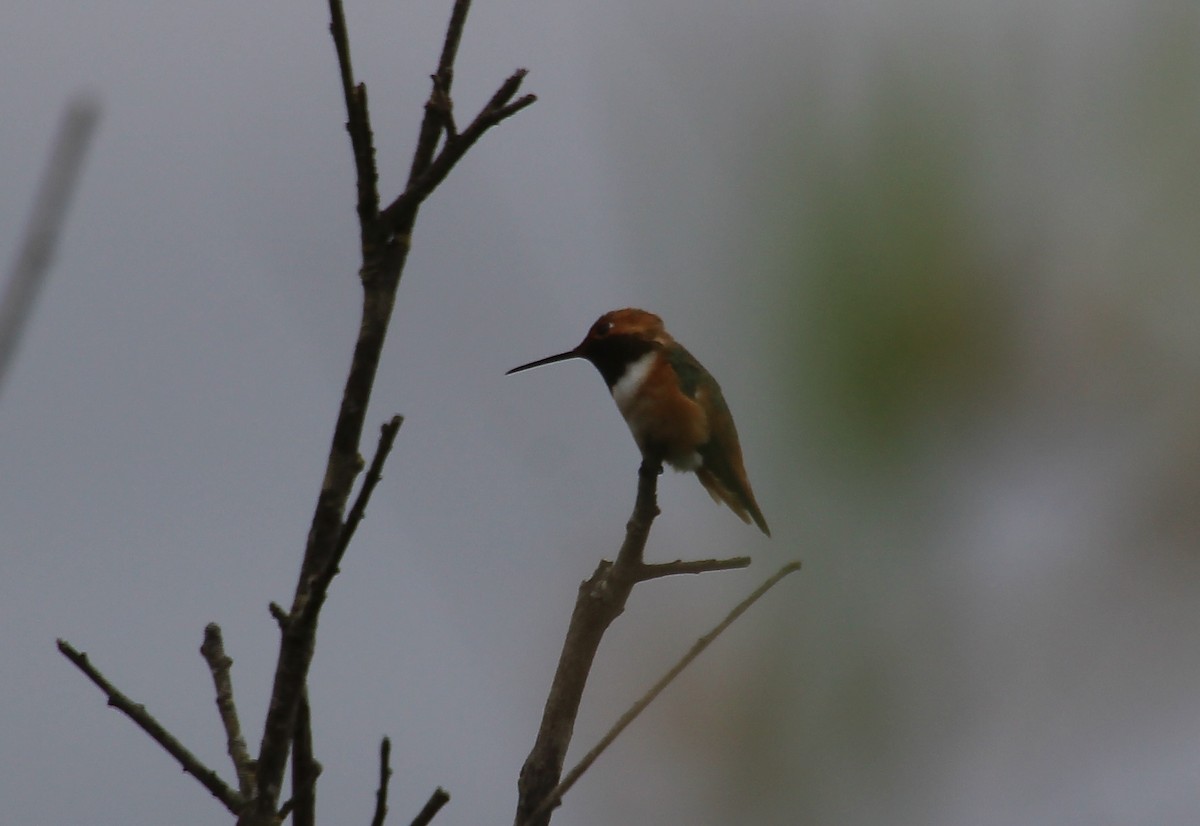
[508,308,770,536]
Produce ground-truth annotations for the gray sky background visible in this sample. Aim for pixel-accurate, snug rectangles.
[4,1,1200,824]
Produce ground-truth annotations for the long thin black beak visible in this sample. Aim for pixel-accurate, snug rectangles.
[506,349,581,375]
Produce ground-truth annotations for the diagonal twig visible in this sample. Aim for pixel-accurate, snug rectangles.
[299,414,404,628]
[521,561,803,825]
[0,97,100,398]
[409,787,451,826]
[293,414,402,631]
[199,624,255,798]
[57,639,245,815]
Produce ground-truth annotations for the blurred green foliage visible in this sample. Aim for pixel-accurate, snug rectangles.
[788,77,1013,463]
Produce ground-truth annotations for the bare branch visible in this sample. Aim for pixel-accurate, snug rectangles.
[199,624,255,798]
[514,459,753,826]
[0,97,99,398]
[512,463,661,826]
[370,737,393,826]
[57,639,244,815]
[247,1,534,817]
[409,787,451,826]
[521,561,802,824]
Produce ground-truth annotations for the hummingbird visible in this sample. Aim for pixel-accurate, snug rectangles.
[507,308,769,536]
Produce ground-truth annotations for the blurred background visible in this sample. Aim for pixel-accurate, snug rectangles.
[3,1,1199,824]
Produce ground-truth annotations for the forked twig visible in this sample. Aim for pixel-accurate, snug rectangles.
[521,561,802,824]
[302,414,404,621]
[514,461,760,826]
[57,639,244,815]
[383,68,535,227]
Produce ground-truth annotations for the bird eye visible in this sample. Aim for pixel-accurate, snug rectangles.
[592,320,613,337]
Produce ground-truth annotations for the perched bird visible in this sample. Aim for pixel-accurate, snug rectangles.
[507,308,769,535]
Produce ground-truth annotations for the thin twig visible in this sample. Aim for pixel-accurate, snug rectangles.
[57,639,245,815]
[0,97,100,398]
[328,0,380,229]
[199,624,255,797]
[521,561,802,824]
[409,787,451,826]
[327,0,358,114]
[370,737,393,826]
[296,414,402,629]
[408,0,473,185]
[634,556,752,581]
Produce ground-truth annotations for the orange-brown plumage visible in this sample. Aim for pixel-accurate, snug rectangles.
[615,349,710,467]
[508,308,769,535]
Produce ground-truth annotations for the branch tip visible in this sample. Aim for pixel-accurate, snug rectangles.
[633,556,752,582]
[410,787,451,826]
[200,623,256,798]
[370,737,393,826]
